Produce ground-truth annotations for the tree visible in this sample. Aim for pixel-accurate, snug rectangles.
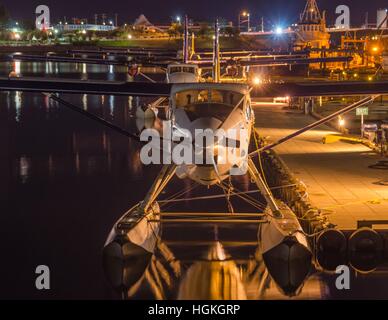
[221,26,240,37]
[167,23,183,38]
[197,23,211,38]
[20,18,36,31]
[0,4,9,29]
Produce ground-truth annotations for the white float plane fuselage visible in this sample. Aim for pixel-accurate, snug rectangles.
[169,82,253,186]
[166,64,200,83]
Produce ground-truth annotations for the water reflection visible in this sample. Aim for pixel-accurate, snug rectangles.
[18,156,30,183]
[3,88,145,183]
[109,95,115,118]
[15,91,21,122]
[102,207,317,300]
[0,55,143,81]
[102,234,325,300]
[82,94,88,110]
[177,242,247,300]
[103,220,388,300]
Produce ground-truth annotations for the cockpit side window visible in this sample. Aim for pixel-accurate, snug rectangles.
[169,67,182,74]
[182,67,195,74]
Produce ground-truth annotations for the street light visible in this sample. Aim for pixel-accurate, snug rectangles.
[127,34,132,39]
[239,11,250,31]
[275,27,283,34]
[253,76,262,85]
[176,16,181,23]
[339,116,345,127]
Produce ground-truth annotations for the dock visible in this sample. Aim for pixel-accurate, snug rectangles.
[254,102,388,230]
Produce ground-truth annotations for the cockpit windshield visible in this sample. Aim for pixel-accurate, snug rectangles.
[175,89,244,107]
[174,89,245,122]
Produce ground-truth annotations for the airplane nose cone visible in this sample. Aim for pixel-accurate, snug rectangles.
[190,117,223,134]
[263,236,312,296]
[102,234,152,291]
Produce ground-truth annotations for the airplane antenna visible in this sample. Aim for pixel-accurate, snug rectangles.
[183,15,189,63]
[213,19,221,82]
[190,32,195,59]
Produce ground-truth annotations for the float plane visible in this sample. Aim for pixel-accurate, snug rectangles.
[2,19,388,296]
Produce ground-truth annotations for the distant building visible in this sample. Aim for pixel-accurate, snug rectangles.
[217,18,232,29]
[133,14,165,32]
[56,23,116,32]
[293,0,330,49]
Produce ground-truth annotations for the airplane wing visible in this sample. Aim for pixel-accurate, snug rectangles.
[252,81,388,97]
[11,54,172,68]
[0,77,172,96]
[238,56,353,66]
[12,54,131,66]
[189,56,353,68]
[2,77,388,98]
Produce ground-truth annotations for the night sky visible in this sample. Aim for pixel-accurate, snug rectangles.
[2,0,388,27]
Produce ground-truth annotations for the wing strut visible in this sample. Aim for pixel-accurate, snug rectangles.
[44,93,141,142]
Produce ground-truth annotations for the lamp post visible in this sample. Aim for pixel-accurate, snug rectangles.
[238,11,250,31]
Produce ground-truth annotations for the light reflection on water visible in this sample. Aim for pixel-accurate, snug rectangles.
[1,59,388,300]
[111,241,328,300]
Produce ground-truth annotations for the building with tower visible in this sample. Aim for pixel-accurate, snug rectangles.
[294,0,330,49]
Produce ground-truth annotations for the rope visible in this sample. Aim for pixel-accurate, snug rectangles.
[253,127,270,189]
[217,184,263,210]
[218,182,266,211]
[157,184,296,204]
[221,181,267,209]
[159,183,199,210]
